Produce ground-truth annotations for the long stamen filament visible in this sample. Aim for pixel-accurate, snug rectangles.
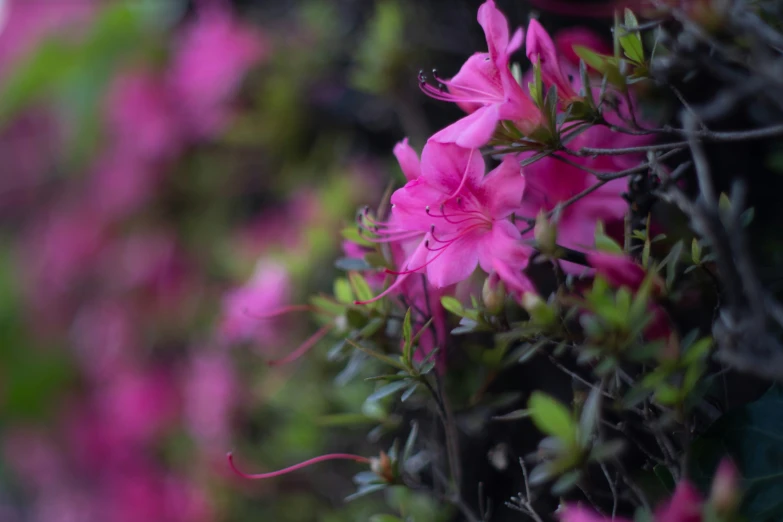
[266,324,334,367]
[227,452,370,480]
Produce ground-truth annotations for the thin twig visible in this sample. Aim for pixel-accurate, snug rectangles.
[600,462,618,520]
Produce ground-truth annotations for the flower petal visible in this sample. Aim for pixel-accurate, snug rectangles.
[419,142,485,196]
[481,154,525,219]
[431,105,501,149]
[393,138,421,181]
[477,0,510,61]
[425,231,482,288]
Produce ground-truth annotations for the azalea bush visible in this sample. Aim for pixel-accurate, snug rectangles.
[223,0,783,521]
[3,0,783,521]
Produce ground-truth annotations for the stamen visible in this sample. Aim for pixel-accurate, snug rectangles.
[228,452,370,480]
[267,324,333,366]
[446,148,476,199]
[245,304,316,320]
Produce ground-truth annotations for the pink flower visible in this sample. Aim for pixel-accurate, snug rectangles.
[561,479,706,522]
[183,351,237,454]
[169,3,267,137]
[654,481,704,522]
[219,261,291,346]
[422,0,540,148]
[359,140,531,298]
[517,154,628,255]
[586,251,647,290]
[526,18,580,102]
[106,71,182,161]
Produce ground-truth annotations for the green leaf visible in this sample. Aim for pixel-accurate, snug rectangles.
[342,227,373,247]
[367,380,408,403]
[579,386,602,447]
[691,238,702,264]
[334,278,354,304]
[620,9,644,63]
[345,483,387,502]
[401,308,413,365]
[595,222,624,253]
[574,45,609,73]
[440,296,464,317]
[346,339,407,371]
[551,469,582,495]
[690,385,783,521]
[349,271,376,305]
[403,421,418,463]
[493,408,531,421]
[528,392,577,446]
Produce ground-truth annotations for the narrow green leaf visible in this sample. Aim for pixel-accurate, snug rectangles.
[401,308,413,365]
[440,296,464,317]
[528,392,577,445]
[403,421,418,463]
[349,271,375,304]
[620,9,644,63]
[346,339,407,371]
[367,380,408,403]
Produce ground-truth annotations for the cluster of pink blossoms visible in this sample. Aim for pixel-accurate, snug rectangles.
[561,458,740,522]
[360,0,651,307]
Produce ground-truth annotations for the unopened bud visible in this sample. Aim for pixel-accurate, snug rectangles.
[482,273,506,315]
[534,212,558,256]
[710,458,740,515]
[370,451,395,483]
[521,292,555,325]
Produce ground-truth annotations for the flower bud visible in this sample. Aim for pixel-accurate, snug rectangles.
[534,211,558,256]
[370,450,395,483]
[710,458,740,515]
[482,272,506,315]
[521,292,555,325]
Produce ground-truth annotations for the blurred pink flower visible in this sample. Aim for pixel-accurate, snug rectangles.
[106,71,183,161]
[169,3,267,137]
[183,351,237,454]
[70,301,136,379]
[219,261,291,346]
[561,479,707,522]
[0,0,93,74]
[655,481,704,522]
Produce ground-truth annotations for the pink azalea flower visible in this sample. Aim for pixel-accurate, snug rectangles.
[219,261,291,346]
[518,154,628,254]
[516,25,655,260]
[586,251,647,290]
[654,481,704,522]
[561,478,707,522]
[183,351,237,454]
[168,2,267,138]
[106,71,183,161]
[359,140,531,297]
[526,18,580,102]
[422,0,540,148]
